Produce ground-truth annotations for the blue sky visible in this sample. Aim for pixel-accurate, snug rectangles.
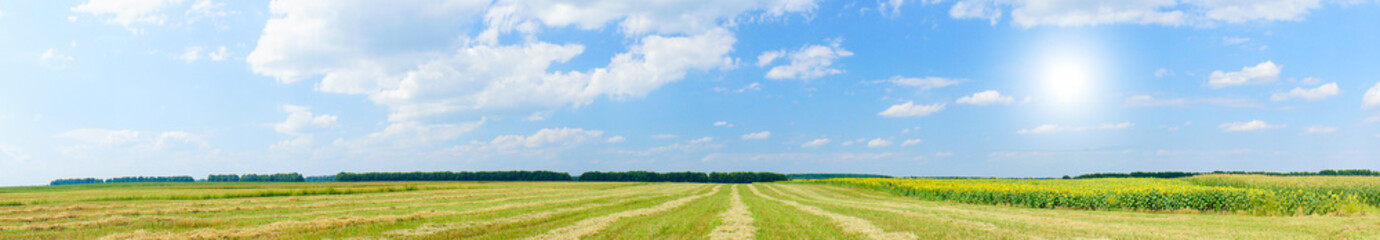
[2,0,1379,186]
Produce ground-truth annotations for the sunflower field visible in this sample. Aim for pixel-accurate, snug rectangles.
[799,177,1368,216]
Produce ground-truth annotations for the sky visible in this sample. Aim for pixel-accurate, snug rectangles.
[1,0,1379,186]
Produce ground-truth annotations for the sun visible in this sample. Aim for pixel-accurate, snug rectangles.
[1041,53,1094,105]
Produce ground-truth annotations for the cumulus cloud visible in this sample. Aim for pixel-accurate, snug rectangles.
[889,76,963,90]
[246,1,794,140]
[1271,82,1339,101]
[801,138,831,148]
[1219,120,1286,132]
[606,136,626,143]
[901,139,924,146]
[208,46,230,61]
[878,101,945,118]
[56,128,213,159]
[0,145,30,163]
[867,138,892,147]
[756,50,785,67]
[764,39,854,80]
[1208,61,1281,88]
[956,90,1014,105]
[40,49,75,69]
[71,0,184,33]
[1155,68,1172,77]
[447,127,605,158]
[1366,82,1380,108]
[1017,122,1134,134]
[714,121,733,127]
[1301,125,1337,135]
[947,0,1324,27]
[271,105,337,135]
[742,131,771,140]
[179,46,202,62]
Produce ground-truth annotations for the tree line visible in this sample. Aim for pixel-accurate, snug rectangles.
[102,176,195,183]
[578,171,788,183]
[208,173,305,182]
[335,171,573,182]
[1072,169,1380,179]
[787,173,892,180]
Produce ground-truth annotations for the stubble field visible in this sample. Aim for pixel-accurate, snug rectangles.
[4,178,1380,239]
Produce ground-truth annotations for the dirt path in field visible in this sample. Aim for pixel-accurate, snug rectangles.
[708,185,756,240]
[749,184,917,240]
[524,185,723,240]
[94,185,696,240]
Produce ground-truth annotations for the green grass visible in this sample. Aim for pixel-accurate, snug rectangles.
[4,181,1380,239]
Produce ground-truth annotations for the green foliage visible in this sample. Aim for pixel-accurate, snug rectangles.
[708,172,789,183]
[304,175,335,182]
[335,170,573,182]
[50,178,103,186]
[207,174,239,182]
[103,176,195,183]
[803,177,1365,216]
[239,173,305,182]
[1074,169,1380,179]
[786,173,891,180]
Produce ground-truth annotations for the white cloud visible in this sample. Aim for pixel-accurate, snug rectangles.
[934,152,954,157]
[901,139,923,146]
[1301,125,1337,135]
[867,138,892,148]
[756,50,785,67]
[71,0,184,34]
[1008,0,1186,27]
[1223,37,1251,45]
[1365,82,1380,108]
[483,0,818,38]
[1271,82,1339,101]
[742,131,771,140]
[476,128,604,150]
[271,105,337,135]
[878,101,945,118]
[888,76,963,90]
[714,121,734,127]
[606,136,626,143]
[1124,95,1190,107]
[208,46,230,61]
[690,137,715,144]
[0,145,30,163]
[652,134,679,140]
[56,128,212,159]
[1198,0,1321,23]
[714,82,762,94]
[179,46,202,62]
[1208,61,1281,88]
[949,0,1002,25]
[40,49,75,69]
[1219,120,1286,132]
[948,0,1323,27]
[901,126,921,134]
[956,90,1014,105]
[448,127,605,158]
[185,0,235,24]
[1155,68,1172,77]
[1017,122,1134,134]
[801,138,831,148]
[1299,77,1322,85]
[619,136,722,156]
[764,39,854,80]
[248,1,766,131]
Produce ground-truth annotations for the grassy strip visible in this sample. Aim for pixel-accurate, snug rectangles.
[82,186,420,202]
[750,184,917,240]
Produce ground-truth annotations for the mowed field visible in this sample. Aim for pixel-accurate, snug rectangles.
[4,179,1380,239]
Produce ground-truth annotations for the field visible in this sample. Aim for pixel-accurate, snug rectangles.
[4,178,1380,239]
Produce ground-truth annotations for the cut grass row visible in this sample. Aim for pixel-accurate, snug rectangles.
[8,181,1380,239]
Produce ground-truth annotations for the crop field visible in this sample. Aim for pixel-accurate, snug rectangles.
[4,179,1380,239]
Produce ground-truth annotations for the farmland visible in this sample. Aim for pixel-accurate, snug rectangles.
[4,177,1380,239]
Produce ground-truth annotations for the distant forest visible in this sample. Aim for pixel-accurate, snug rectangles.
[49,169,1380,186]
